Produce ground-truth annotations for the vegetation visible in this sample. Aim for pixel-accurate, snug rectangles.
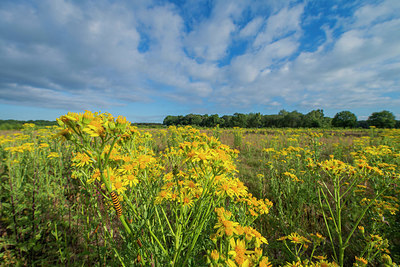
[163,110,399,129]
[1,113,399,266]
[367,111,396,129]
[332,111,357,128]
[0,120,57,130]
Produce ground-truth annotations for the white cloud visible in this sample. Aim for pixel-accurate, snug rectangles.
[253,4,304,47]
[239,17,263,38]
[335,31,364,53]
[183,0,247,61]
[185,18,235,61]
[0,0,399,118]
[353,0,400,27]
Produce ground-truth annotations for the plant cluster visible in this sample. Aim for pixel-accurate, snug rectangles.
[1,112,399,266]
[56,111,273,266]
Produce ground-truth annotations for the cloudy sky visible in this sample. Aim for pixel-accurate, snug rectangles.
[0,0,399,122]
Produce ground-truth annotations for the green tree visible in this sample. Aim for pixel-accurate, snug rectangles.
[281,111,304,128]
[332,111,357,128]
[262,115,280,128]
[247,113,262,128]
[367,110,396,128]
[231,113,248,128]
[221,115,233,128]
[204,114,221,127]
[304,109,330,128]
[183,114,203,126]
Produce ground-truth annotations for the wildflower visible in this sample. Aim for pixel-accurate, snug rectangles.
[125,174,139,187]
[181,192,194,208]
[228,238,251,266]
[358,226,365,235]
[155,190,170,204]
[39,143,49,148]
[259,256,272,267]
[210,250,219,262]
[284,261,302,267]
[113,180,128,194]
[287,233,311,244]
[214,218,239,237]
[83,118,105,137]
[72,152,93,167]
[354,256,368,266]
[381,254,393,265]
[47,152,60,159]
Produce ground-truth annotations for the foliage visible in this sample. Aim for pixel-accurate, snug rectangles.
[0,120,57,130]
[1,117,400,266]
[332,111,357,128]
[55,111,272,266]
[368,111,396,128]
[163,110,399,129]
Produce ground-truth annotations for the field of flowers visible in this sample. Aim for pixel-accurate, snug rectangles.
[0,111,399,266]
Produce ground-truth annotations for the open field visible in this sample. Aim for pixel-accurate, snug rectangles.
[1,113,399,266]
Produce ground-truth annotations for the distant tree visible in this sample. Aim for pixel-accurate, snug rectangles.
[262,115,280,128]
[332,111,357,128]
[204,114,221,127]
[367,110,396,128]
[231,113,248,128]
[183,114,203,126]
[304,109,330,128]
[356,120,369,128]
[163,115,180,126]
[282,111,304,128]
[221,115,233,128]
[247,113,262,128]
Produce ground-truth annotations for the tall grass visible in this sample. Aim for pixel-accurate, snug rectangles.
[0,118,399,266]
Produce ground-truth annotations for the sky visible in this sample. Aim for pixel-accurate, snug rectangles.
[0,0,399,123]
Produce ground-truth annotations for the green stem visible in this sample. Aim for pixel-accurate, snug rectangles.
[160,206,175,236]
[154,206,167,244]
[181,196,215,266]
[343,188,389,247]
[318,189,337,262]
[146,220,169,257]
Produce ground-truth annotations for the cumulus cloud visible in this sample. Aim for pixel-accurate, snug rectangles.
[0,0,399,119]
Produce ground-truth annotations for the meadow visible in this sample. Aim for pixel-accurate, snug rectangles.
[0,111,399,266]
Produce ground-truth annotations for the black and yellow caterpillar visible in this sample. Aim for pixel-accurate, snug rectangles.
[110,191,122,217]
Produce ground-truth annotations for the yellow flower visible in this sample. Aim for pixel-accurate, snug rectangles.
[72,152,93,167]
[83,118,105,137]
[125,174,139,187]
[113,180,128,194]
[287,233,311,244]
[181,192,194,208]
[354,256,368,266]
[210,250,219,261]
[39,143,49,148]
[214,218,239,237]
[228,238,251,266]
[259,257,272,267]
[155,190,170,204]
[47,152,60,159]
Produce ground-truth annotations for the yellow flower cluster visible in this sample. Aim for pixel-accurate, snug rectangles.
[57,110,131,140]
[209,207,270,266]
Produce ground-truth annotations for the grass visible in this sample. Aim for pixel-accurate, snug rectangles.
[0,122,399,266]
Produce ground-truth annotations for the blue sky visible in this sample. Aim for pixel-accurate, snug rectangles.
[0,0,399,122]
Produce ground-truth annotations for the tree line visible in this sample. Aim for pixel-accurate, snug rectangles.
[163,110,400,129]
[0,110,397,130]
[0,119,58,130]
